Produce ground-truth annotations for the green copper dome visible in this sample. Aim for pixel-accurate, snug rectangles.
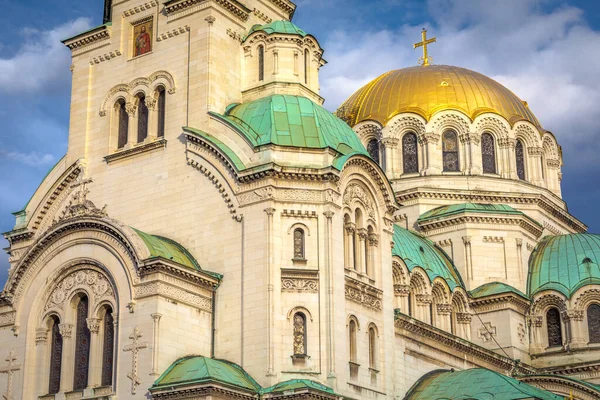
[405,368,562,400]
[528,233,600,298]
[470,281,528,299]
[392,225,464,291]
[220,95,368,156]
[246,20,307,40]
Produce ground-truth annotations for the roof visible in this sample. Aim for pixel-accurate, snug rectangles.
[418,203,529,223]
[392,225,464,291]
[151,356,260,392]
[404,368,563,400]
[246,20,307,40]
[470,282,529,299]
[261,379,336,395]
[528,233,600,298]
[132,228,202,271]
[336,65,542,129]
[218,94,368,156]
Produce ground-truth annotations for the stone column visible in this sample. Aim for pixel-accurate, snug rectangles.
[567,310,585,348]
[528,316,544,353]
[436,304,453,332]
[394,285,410,313]
[456,313,472,340]
[516,239,524,284]
[505,138,517,180]
[151,314,162,376]
[547,159,561,195]
[264,208,276,378]
[323,211,336,388]
[528,147,544,186]
[468,133,482,175]
[58,323,75,393]
[381,138,398,178]
[422,133,441,175]
[462,236,473,283]
[35,328,50,396]
[125,102,138,148]
[86,318,102,388]
[344,222,356,270]
[367,233,379,279]
[356,228,368,275]
[416,294,432,324]
[459,133,471,174]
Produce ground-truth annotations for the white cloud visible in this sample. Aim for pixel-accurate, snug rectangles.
[0,18,92,93]
[318,0,600,168]
[0,151,56,167]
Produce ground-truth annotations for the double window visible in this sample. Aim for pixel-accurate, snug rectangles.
[115,86,166,149]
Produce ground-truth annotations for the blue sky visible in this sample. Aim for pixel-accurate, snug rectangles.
[1,0,600,285]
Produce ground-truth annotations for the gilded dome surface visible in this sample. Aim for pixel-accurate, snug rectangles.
[336,65,541,128]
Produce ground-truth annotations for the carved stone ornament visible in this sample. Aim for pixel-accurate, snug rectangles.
[44,269,114,314]
[517,323,526,344]
[124,326,148,395]
[86,318,101,334]
[436,303,453,315]
[59,323,74,339]
[0,350,21,400]
[478,322,497,343]
[54,175,107,225]
[282,278,318,292]
[35,328,49,343]
[343,184,376,219]
[345,276,383,310]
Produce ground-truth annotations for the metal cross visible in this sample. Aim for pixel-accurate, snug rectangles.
[0,350,21,400]
[123,327,148,395]
[413,28,436,66]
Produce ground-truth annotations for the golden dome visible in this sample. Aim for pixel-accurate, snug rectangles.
[336,65,541,128]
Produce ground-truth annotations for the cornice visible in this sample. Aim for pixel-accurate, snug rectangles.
[138,259,221,289]
[418,213,544,238]
[469,293,531,314]
[266,0,296,18]
[165,0,250,21]
[395,312,536,375]
[63,25,110,51]
[104,139,167,163]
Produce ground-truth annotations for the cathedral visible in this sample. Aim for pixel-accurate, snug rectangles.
[2,0,600,399]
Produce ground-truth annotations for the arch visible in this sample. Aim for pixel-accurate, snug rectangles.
[348,316,359,363]
[392,259,409,286]
[368,323,379,369]
[473,115,510,139]
[293,228,306,260]
[546,307,563,347]
[531,292,567,316]
[514,122,541,148]
[516,139,526,180]
[430,111,471,138]
[402,132,419,174]
[287,306,314,322]
[587,304,600,343]
[148,70,176,94]
[116,98,128,149]
[48,314,62,395]
[386,113,427,138]
[442,130,460,172]
[287,222,311,236]
[366,138,380,164]
[481,132,497,174]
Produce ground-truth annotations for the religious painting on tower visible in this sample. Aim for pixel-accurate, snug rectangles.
[132,18,153,57]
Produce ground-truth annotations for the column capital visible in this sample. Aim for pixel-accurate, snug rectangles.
[323,211,335,219]
[35,328,49,343]
[144,97,157,111]
[357,228,368,240]
[125,102,137,117]
[59,323,74,339]
[381,137,399,148]
[368,233,379,247]
[86,318,101,334]
[462,236,471,245]
[344,222,356,234]
[151,313,163,322]
[264,208,276,216]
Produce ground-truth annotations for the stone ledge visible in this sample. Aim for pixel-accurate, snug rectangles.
[104,139,167,163]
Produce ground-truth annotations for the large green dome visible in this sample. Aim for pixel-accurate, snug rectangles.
[220,95,368,156]
[528,233,600,298]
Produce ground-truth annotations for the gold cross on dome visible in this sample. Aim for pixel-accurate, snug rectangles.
[414,28,436,66]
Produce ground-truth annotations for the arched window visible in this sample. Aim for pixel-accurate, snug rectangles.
[407,293,412,317]
[101,307,115,387]
[481,133,497,174]
[293,228,305,260]
[367,139,380,164]
[442,131,459,172]
[349,319,357,363]
[546,308,563,347]
[157,86,166,138]
[516,139,526,180]
[304,49,309,85]
[588,304,600,343]
[73,295,91,391]
[368,326,377,369]
[137,94,149,143]
[117,99,128,149]
[402,132,419,174]
[293,312,307,355]
[48,315,63,395]
[258,45,265,81]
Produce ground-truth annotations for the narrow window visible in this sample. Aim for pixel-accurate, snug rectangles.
[48,316,63,395]
[349,319,357,362]
[117,99,128,149]
[293,312,307,355]
[101,307,115,387]
[258,45,265,81]
[442,130,459,172]
[368,327,377,369]
[73,296,91,391]
[588,304,600,343]
[157,86,166,138]
[367,139,380,164]
[304,49,309,85]
[408,293,412,317]
[516,139,526,180]
[481,133,497,174]
[137,94,149,143]
[546,308,563,347]
[402,132,419,174]
[293,228,305,260]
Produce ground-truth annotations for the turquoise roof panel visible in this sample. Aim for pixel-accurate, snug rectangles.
[151,356,261,392]
[246,20,307,40]
[418,203,541,228]
[528,233,600,298]
[392,225,464,290]
[405,368,562,400]
[183,127,247,171]
[261,379,335,395]
[470,282,529,299]
[220,95,368,157]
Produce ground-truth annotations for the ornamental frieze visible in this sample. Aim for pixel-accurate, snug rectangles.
[344,276,382,310]
[281,269,319,293]
[44,268,115,314]
[343,184,376,219]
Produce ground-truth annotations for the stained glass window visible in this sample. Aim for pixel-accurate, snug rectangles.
[546,308,562,347]
[403,133,419,174]
[481,133,497,174]
[349,319,357,362]
[137,95,149,143]
[117,99,128,149]
[516,139,526,180]
[48,316,62,395]
[367,139,380,164]
[73,296,91,391]
[442,131,459,172]
[293,229,305,260]
[293,313,306,355]
[588,304,600,343]
[304,49,309,85]
[157,87,166,138]
[258,46,264,81]
[101,308,115,387]
[368,327,377,368]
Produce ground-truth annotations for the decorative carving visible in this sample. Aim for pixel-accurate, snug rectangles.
[0,313,16,328]
[281,269,319,292]
[431,113,470,136]
[59,323,74,339]
[0,350,21,400]
[87,318,101,334]
[474,117,509,138]
[123,1,158,16]
[343,184,376,219]
[394,284,410,296]
[456,312,472,324]
[344,222,356,235]
[368,233,379,247]
[45,269,114,314]
[416,294,432,305]
[144,97,157,110]
[54,175,107,225]
[387,115,426,137]
[123,327,148,395]
[345,276,383,310]
[281,209,317,219]
[478,322,497,342]
[252,8,272,23]
[36,328,49,343]
[517,323,526,344]
[134,282,213,311]
[226,28,244,42]
[483,236,505,243]
[436,303,453,315]
[125,102,137,117]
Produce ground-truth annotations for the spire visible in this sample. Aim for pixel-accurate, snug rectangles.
[413,28,436,66]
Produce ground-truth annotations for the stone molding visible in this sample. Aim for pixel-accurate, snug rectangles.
[418,213,543,238]
[470,292,531,314]
[64,26,110,51]
[123,1,158,17]
[134,281,212,312]
[157,26,190,42]
[344,275,382,310]
[281,209,318,219]
[104,138,167,163]
[165,0,250,21]
[519,376,600,400]
[90,49,122,65]
[281,269,319,293]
